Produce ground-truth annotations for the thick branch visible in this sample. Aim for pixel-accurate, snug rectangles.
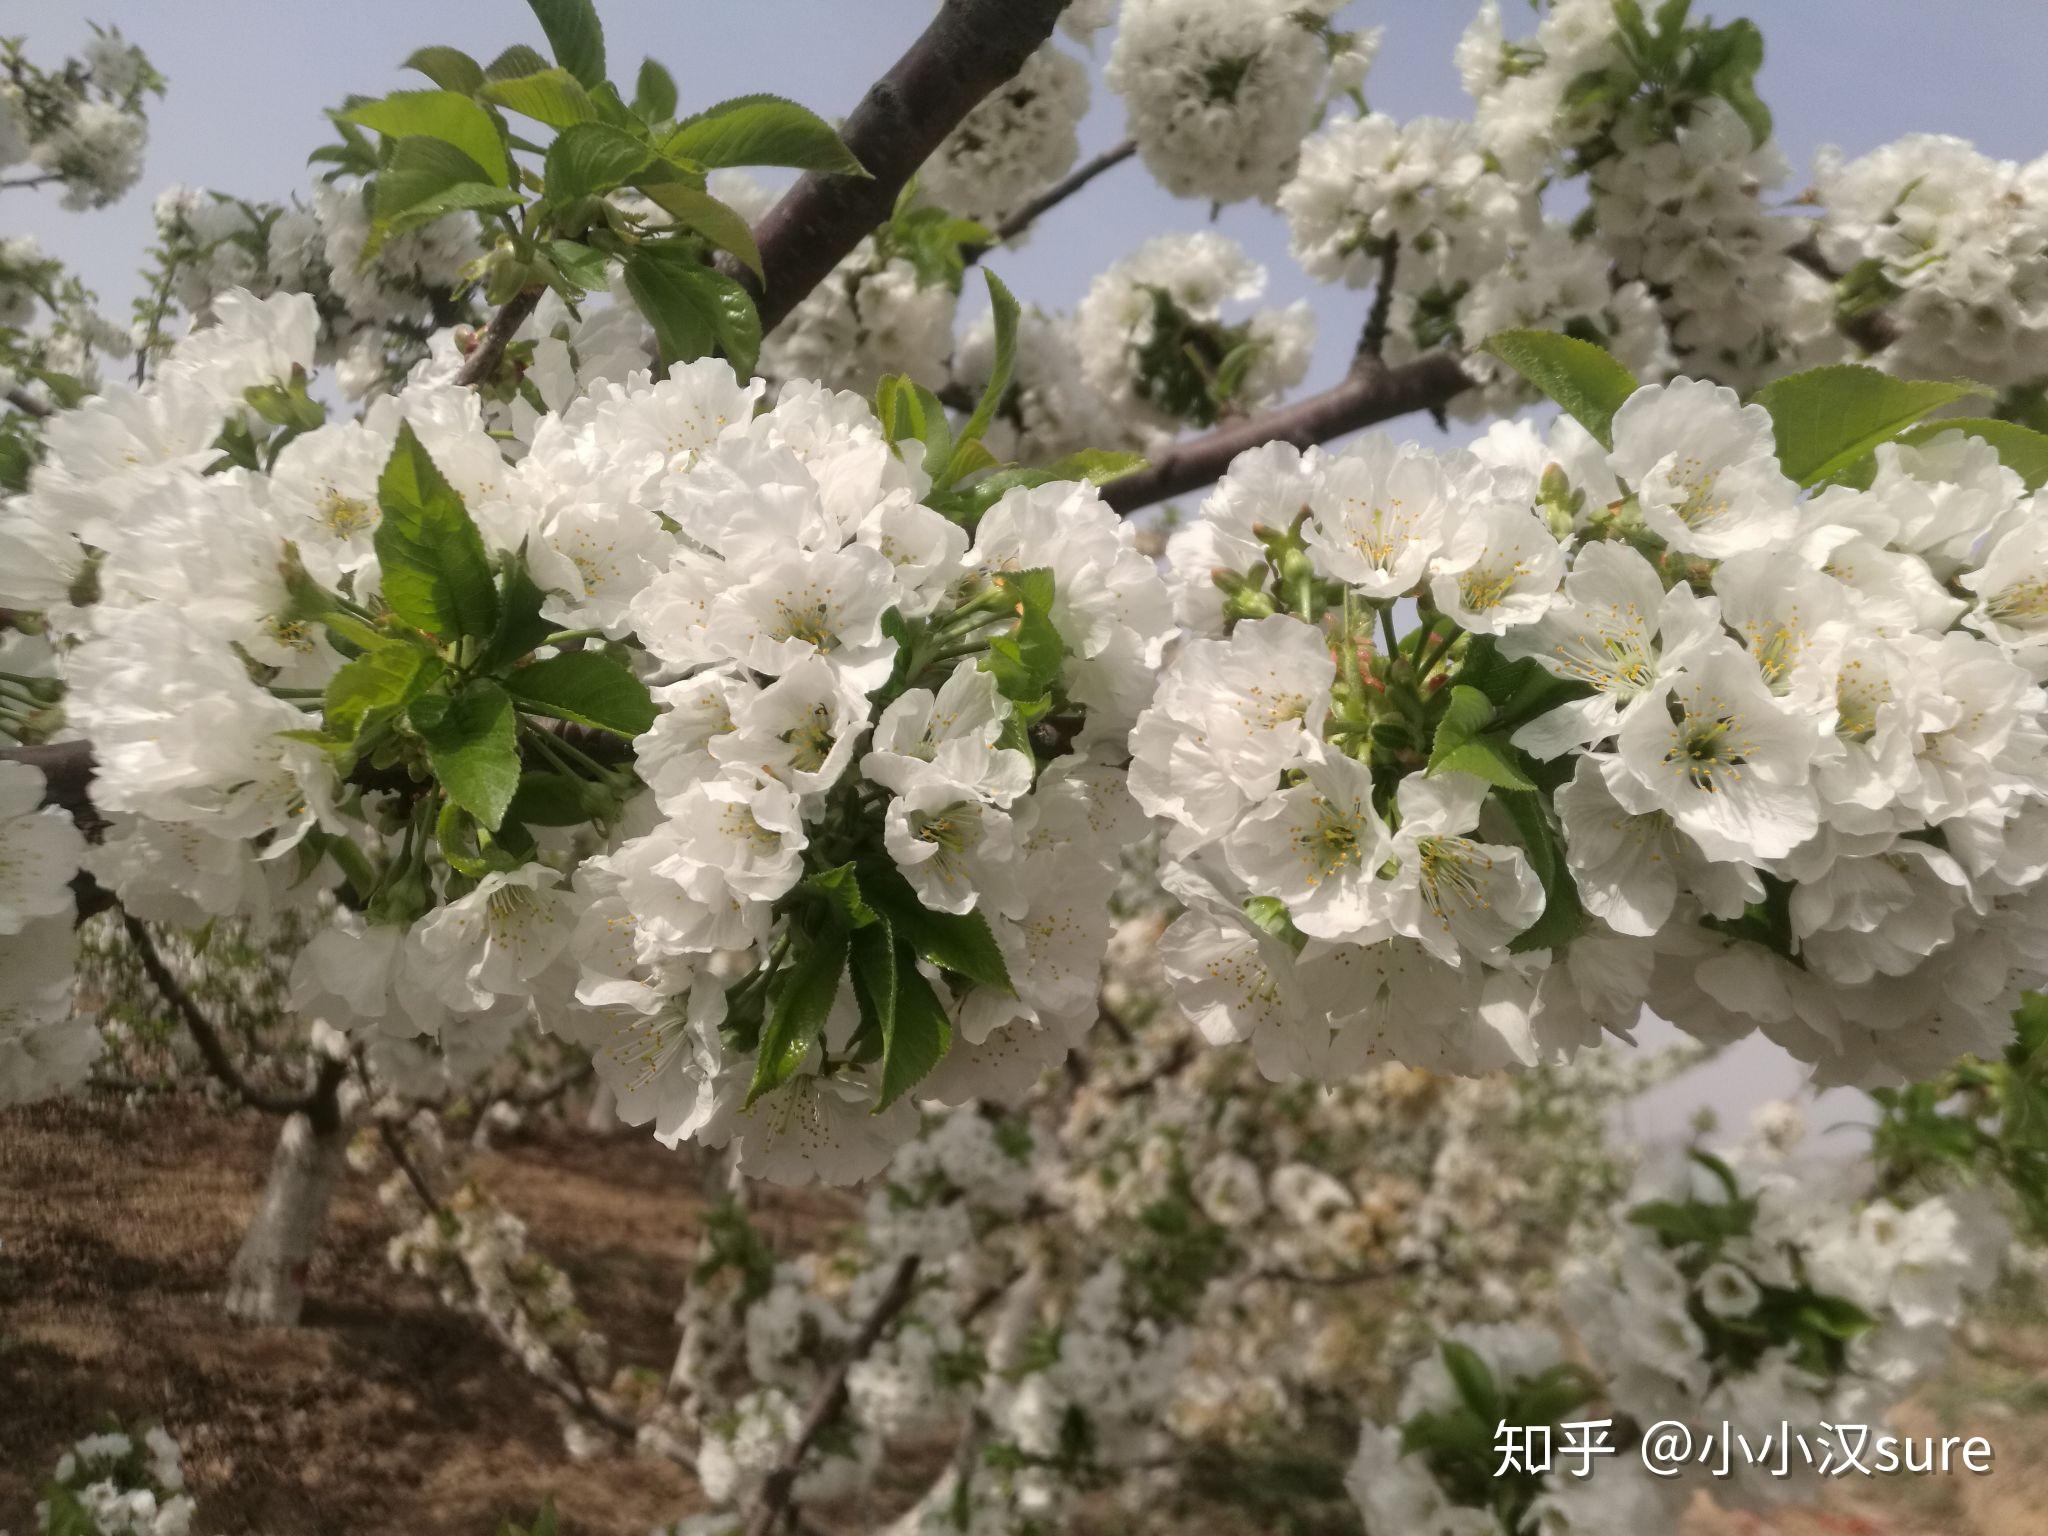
[454,286,543,388]
[973,138,1137,257]
[5,385,50,419]
[1102,352,1473,516]
[747,0,1068,336]
[122,910,335,1118]
[743,1254,924,1536]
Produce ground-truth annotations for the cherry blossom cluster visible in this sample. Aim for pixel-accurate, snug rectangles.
[918,38,1092,228]
[1815,134,2048,391]
[147,178,488,398]
[1142,374,2048,1092]
[1349,1142,2003,1534]
[34,1422,195,1536]
[0,26,159,211]
[1073,232,1314,446]
[1103,0,1378,206]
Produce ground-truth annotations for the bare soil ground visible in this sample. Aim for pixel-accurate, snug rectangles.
[3,1091,2043,1535]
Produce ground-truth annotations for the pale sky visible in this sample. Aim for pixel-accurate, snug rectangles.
[10,0,2044,1147]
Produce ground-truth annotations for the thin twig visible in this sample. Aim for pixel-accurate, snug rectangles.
[972,138,1137,257]
[743,1254,924,1536]
[121,910,331,1118]
[1356,241,1400,367]
[454,286,543,388]
[1102,351,1473,516]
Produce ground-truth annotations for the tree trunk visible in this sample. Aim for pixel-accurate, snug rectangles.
[223,1069,348,1326]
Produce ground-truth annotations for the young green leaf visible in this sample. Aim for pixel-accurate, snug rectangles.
[634,58,679,122]
[1750,364,1985,487]
[504,650,656,736]
[623,249,762,375]
[374,422,500,642]
[1479,329,1639,448]
[373,137,505,225]
[663,93,866,175]
[951,270,1021,472]
[544,121,653,206]
[485,44,553,82]
[481,68,599,129]
[543,238,614,294]
[857,858,1014,993]
[846,919,899,1062]
[1497,788,1585,956]
[806,863,879,929]
[477,556,561,673]
[635,182,764,279]
[344,90,509,186]
[748,924,850,1106]
[324,640,444,740]
[981,567,1064,703]
[525,0,608,89]
[877,948,953,1111]
[412,682,522,831]
[403,47,486,96]
[1427,685,1537,792]
[506,770,616,827]
[380,182,524,242]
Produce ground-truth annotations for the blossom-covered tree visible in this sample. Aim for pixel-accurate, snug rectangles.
[7,0,2048,1530]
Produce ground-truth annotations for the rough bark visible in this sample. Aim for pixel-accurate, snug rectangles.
[746,0,1069,336]
[1102,352,1474,516]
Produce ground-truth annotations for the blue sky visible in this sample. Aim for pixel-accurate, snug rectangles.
[12,0,2045,1145]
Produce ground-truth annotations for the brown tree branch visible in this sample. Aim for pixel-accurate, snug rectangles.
[5,385,50,419]
[971,138,1138,258]
[745,0,1068,337]
[1102,352,1474,516]
[121,909,342,1119]
[454,286,543,388]
[0,738,97,825]
[743,1253,924,1536]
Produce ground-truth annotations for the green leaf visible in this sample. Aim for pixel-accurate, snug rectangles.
[663,93,866,175]
[858,858,1014,993]
[1439,1340,1501,1422]
[373,137,504,226]
[544,238,614,293]
[477,556,559,673]
[806,863,879,929]
[636,181,764,280]
[506,769,615,827]
[525,0,608,89]
[485,44,552,82]
[481,68,599,129]
[634,58,679,121]
[1479,329,1639,448]
[1040,449,1147,485]
[404,46,486,95]
[877,374,955,483]
[504,650,656,736]
[847,919,899,1062]
[1498,788,1585,955]
[981,567,1064,703]
[381,181,524,241]
[545,122,653,206]
[748,924,850,1107]
[623,249,762,375]
[1750,364,1986,487]
[1888,417,2048,492]
[951,270,1020,479]
[325,640,445,739]
[412,682,521,831]
[374,422,500,642]
[344,89,509,186]
[877,947,953,1111]
[1427,685,1537,792]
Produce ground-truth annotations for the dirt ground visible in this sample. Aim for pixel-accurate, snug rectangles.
[4,1091,2045,1536]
